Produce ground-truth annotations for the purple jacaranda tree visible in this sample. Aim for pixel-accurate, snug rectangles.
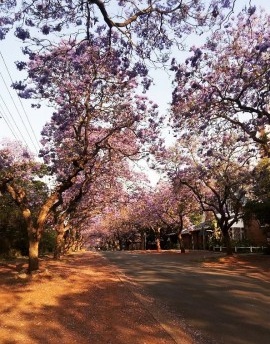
[83,169,151,250]
[129,188,168,251]
[53,155,135,258]
[151,181,201,252]
[164,130,257,255]
[2,35,161,272]
[0,139,51,270]
[119,181,200,252]
[99,180,200,252]
[171,7,270,157]
[0,1,235,62]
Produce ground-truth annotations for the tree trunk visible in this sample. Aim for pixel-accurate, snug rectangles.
[223,229,233,255]
[140,232,147,250]
[54,230,65,259]
[177,216,185,253]
[155,227,161,251]
[119,239,124,250]
[28,236,40,273]
[177,232,186,253]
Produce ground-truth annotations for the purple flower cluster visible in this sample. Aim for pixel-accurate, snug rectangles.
[15,27,30,41]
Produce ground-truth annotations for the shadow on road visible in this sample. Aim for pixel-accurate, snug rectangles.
[102,251,270,344]
[0,253,178,344]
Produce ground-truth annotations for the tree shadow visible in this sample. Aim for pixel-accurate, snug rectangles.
[0,252,177,344]
[102,251,270,344]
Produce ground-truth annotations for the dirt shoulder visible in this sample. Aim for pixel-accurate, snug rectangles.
[0,251,269,344]
[201,252,270,282]
[0,251,185,344]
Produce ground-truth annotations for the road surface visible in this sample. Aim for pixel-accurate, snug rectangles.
[101,251,270,344]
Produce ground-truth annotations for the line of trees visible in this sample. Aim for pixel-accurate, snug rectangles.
[1,2,270,272]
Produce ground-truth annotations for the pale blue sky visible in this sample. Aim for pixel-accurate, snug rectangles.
[1,0,270,157]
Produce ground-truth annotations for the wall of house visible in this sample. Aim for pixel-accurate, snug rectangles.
[245,217,267,245]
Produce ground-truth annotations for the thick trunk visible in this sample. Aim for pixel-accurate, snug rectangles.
[119,239,124,250]
[28,193,59,272]
[155,228,161,251]
[177,232,186,253]
[4,183,58,273]
[177,216,185,253]
[28,237,39,272]
[140,232,147,250]
[223,229,233,255]
[54,230,65,259]
[65,228,76,253]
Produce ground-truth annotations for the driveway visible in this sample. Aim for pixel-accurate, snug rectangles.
[101,251,270,344]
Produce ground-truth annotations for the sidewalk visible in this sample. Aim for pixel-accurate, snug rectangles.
[0,252,194,344]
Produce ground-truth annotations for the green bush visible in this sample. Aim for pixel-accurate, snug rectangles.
[39,228,57,255]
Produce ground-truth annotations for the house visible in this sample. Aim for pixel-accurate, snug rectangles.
[245,216,269,246]
[181,221,213,250]
[181,212,269,251]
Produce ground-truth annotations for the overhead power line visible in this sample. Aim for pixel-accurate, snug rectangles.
[0,51,41,154]
[0,104,21,142]
[0,92,30,148]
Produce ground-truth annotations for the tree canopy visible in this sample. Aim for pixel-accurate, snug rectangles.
[171,8,270,156]
[1,0,235,62]
[1,1,270,268]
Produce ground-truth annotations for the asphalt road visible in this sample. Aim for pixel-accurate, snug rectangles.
[101,251,270,344]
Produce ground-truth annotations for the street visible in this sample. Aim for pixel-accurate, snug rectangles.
[101,251,270,344]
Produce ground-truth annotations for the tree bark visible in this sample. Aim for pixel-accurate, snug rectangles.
[27,193,59,271]
[177,232,186,253]
[28,234,40,272]
[54,230,65,259]
[155,227,161,251]
[223,229,233,255]
[140,232,146,250]
[177,215,185,253]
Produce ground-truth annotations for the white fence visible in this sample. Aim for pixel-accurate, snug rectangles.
[213,246,266,253]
